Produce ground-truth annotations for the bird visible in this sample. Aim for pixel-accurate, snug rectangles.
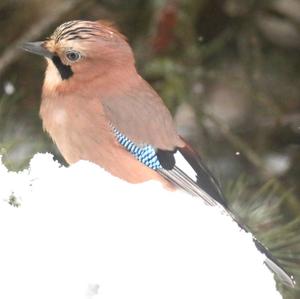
[22,20,294,287]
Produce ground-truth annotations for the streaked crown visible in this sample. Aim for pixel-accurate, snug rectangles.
[23,20,134,90]
[49,20,126,43]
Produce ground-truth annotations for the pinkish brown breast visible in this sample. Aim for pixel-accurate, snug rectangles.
[40,92,171,186]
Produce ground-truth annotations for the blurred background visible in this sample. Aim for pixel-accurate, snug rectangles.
[0,0,299,297]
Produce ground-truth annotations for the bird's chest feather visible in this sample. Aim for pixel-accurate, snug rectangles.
[39,94,167,184]
[40,95,114,163]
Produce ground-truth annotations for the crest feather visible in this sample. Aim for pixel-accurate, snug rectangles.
[96,20,127,41]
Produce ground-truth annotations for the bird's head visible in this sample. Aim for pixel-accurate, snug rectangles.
[22,20,135,93]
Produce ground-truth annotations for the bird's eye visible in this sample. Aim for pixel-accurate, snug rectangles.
[65,50,81,62]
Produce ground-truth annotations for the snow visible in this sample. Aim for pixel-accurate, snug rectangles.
[3,81,15,95]
[0,153,281,299]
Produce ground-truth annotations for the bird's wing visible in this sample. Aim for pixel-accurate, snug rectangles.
[102,79,226,207]
[156,144,227,207]
[102,78,184,151]
[102,80,295,287]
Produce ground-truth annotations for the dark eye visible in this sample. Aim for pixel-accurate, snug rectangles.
[66,51,81,62]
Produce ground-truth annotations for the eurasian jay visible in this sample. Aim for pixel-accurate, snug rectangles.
[22,20,294,286]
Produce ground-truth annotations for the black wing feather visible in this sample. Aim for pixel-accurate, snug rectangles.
[157,144,295,287]
[157,145,226,207]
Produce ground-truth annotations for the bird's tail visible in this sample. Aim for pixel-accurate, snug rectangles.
[157,141,295,287]
[254,238,295,287]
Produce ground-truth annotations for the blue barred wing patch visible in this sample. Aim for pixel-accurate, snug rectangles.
[113,127,162,170]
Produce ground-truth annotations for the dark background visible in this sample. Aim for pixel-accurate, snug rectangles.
[0,0,299,297]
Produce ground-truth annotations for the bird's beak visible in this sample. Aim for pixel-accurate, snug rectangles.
[22,41,53,59]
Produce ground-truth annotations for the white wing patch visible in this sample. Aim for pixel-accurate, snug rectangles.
[174,151,197,181]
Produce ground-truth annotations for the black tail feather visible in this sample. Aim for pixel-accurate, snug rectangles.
[156,142,295,287]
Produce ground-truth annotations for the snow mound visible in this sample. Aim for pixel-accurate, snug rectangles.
[0,153,281,299]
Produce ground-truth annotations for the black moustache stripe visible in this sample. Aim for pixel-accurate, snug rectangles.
[52,55,73,80]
